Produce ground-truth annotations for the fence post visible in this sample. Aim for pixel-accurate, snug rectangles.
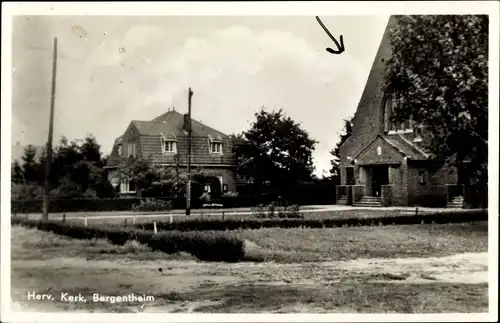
[169,215,173,224]
[124,219,128,227]
[222,211,225,221]
[153,221,157,235]
[132,216,136,225]
[415,208,418,216]
[84,214,88,227]
[62,213,66,222]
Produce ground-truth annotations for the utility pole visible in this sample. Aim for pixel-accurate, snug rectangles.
[42,37,58,221]
[186,88,193,215]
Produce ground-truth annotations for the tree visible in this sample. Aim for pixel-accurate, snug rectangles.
[233,108,318,193]
[17,135,113,199]
[328,117,353,184]
[21,145,39,183]
[119,156,175,195]
[80,134,103,166]
[11,160,24,184]
[385,15,488,185]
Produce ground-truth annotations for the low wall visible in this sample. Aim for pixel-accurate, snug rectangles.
[381,185,394,207]
[352,185,365,203]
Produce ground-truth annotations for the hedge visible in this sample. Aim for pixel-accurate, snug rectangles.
[135,209,488,232]
[11,217,245,262]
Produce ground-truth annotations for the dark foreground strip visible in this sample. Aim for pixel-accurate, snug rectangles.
[135,210,488,232]
[11,217,245,262]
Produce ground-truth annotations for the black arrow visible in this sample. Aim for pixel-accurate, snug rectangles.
[315,16,345,55]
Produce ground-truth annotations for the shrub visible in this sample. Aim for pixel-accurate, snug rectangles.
[251,204,267,218]
[131,198,173,212]
[11,217,245,262]
[11,184,44,200]
[136,209,487,232]
[222,191,239,198]
[252,203,301,219]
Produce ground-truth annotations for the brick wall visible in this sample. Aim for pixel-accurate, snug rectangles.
[406,160,457,205]
[357,137,404,165]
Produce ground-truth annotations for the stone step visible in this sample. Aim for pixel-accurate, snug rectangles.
[354,203,382,207]
[447,196,464,208]
[353,196,382,207]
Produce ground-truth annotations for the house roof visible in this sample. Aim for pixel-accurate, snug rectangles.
[106,110,230,168]
[150,110,228,138]
[385,133,429,160]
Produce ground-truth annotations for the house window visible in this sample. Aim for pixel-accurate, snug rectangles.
[162,139,177,153]
[117,144,123,156]
[210,142,222,154]
[223,184,228,192]
[217,176,224,189]
[419,171,426,185]
[127,142,136,157]
[120,179,136,193]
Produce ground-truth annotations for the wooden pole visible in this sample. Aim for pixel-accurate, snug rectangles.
[42,37,58,221]
[186,88,193,216]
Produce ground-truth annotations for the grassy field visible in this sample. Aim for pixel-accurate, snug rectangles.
[10,221,489,313]
[238,221,488,262]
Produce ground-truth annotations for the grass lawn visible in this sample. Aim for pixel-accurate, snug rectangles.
[238,221,488,263]
[10,222,489,313]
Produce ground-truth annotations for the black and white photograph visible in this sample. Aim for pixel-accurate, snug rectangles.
[1,1,498,322]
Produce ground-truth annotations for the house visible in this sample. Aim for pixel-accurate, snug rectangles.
[105,108,237,195]
[336,16,469,208]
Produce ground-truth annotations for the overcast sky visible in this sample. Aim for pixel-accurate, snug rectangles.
[11,15,389,177]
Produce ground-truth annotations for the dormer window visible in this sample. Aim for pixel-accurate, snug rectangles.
[208,135,223,154]
[164,140,176,153]
[211,142,222,153]
[161,133,177,154]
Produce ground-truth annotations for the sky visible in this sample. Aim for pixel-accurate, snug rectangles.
[11,15,389,177]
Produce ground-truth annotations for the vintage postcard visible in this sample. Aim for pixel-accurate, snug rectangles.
[1,1,498,322]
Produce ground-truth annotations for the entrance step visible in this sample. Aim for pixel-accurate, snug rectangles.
[337,195,348,205]
[447,196,464,209]
[353,196,382,207]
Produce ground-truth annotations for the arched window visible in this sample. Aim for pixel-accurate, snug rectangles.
[384,92,413,134]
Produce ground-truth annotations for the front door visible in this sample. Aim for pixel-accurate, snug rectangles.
[371,165,389,197]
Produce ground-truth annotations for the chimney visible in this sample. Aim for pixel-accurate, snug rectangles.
[183,114,191,132]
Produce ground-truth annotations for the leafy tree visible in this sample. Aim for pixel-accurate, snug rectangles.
[16,134,112,199]
[119,156,175,195]
[80,134,103,166]
[233,108,317,193]
[328,118,353,184]
[11,160,24,184]
[385,15,488,185]
[21,145,39,183]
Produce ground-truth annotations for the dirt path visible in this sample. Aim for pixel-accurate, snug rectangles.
[11,251,488,313]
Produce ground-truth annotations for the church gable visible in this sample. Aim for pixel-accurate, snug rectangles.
[355,136,405,166]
